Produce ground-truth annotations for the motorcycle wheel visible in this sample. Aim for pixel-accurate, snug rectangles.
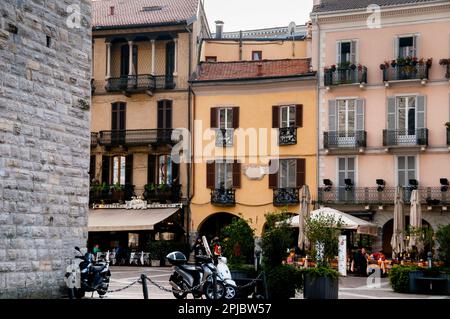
[74,288,85,299]
[224,285,237,300]
[172,280,188,300]
[203,281,226,300]
[97,283,109,296]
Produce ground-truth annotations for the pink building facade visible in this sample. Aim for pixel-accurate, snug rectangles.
[311,0,450,255]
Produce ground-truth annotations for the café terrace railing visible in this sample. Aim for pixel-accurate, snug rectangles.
[324,131,367,149]
[382,129,428,147]
[98,129,177,147]
[211,188,236,207]
[105,74,175,93]
[318,187,450,206]
[324,66,368,86]
[273,188,300,206]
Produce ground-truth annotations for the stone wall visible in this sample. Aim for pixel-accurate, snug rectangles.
[0,0,91,298]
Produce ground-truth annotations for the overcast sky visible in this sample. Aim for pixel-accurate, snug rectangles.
[203,0,314,32]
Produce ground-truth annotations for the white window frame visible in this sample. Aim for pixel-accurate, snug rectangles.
[336,39,358,64]
[279,105,296,128]
[278,159,297,189]
[395,95,417,135]
[336,99,357,135]
[218,107,233,130]
[394,155,418,187]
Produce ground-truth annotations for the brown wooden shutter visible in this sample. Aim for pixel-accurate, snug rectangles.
[272,106,280,128]
[295,104,303,128]
[268,159,279,189]
[147,155,156,184]
[296,158,306,188]
[125,154,133,185]
[232,107,240,129]
[101,155,110,184]
[232,161,241,188]
[210,108,218,128]
[206,161,215,189]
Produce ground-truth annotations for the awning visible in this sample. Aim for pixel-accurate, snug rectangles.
[286,207,379,236]
[88,208,179,232]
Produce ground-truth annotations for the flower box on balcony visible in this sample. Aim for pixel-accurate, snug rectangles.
[324,64,367,88]
[381,57,432,85]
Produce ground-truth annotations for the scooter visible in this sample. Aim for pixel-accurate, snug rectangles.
[64,246,111,299]
[216,256,238,299]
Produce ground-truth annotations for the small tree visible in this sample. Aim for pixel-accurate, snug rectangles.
[304,214,342,267]
[436,223,450,266]
[221,216,255,266]
[261,212,295,268]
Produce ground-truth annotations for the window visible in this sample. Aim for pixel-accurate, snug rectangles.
[205,56,217,62]
[157,100,172,129]
[252,51,262,61]
[338,157,356,188]
[397,156,416,187]
[280,105,297,128]
[387,95,426,139]
[337,41,357,64]
[219,108,233,129]
[158,155,173,185]
[279,159,297,188]
[111,102,126,130]
[397,36,417,58]
[215,162,234,189]
[337,99,356,136]
[397,96,416,136]
[112,156,126,185]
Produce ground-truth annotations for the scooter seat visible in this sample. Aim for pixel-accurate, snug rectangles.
[92,264,107,272]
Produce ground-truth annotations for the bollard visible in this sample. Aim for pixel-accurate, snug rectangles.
[427,251,433,269]
[141,274,149,299]
[262,272,269,299]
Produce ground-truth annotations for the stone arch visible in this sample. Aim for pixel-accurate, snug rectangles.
[197,212,241,241]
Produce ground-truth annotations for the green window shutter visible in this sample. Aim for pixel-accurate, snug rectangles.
[387,97,396,131]
[328,100,337,131]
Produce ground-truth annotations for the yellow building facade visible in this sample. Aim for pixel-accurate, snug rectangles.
[190,59,317,238]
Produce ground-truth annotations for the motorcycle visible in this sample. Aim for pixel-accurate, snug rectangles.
[167,236,231,300]
[64,246,111,299]
[216,256,238,299]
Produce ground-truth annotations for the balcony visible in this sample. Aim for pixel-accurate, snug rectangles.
[91,132,98,147]
[98,129,178,147]
[215,129,234,147]
[143,184,182,203]
[89,184,135,205]
[382,129,428,148]
[318,187,450,206]
[324,66,367,88]
[105,75,175,94]
[279,127,297,146]
[447,127,450,146]
[324,131,367,150]
[211,188,236,207]
[439,59,450,80]
[273,188,300,206]
[381,60,431,85]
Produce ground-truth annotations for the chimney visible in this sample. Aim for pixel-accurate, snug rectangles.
[215,20,224,39]
[109,6,115,16]
[257,63,263,76]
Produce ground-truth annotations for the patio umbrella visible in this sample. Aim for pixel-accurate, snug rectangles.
[298,185,311,250]
[408,189,423,252]
[391,186,405,258]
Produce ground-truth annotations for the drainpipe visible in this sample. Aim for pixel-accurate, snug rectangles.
[185,24,193,243]
[314,13,321,204]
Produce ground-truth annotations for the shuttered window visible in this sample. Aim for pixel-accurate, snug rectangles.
[206,160,240,189]
[274,105,303,128]
[157,100,172,129]
[212,107,239,129]
[269,158,306,189]
[112,102,126,131]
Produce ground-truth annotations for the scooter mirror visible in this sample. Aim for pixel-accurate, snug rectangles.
[202,236,212,258]
[74,246,81,252]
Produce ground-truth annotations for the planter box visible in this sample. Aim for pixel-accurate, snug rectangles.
[303,274,339,299]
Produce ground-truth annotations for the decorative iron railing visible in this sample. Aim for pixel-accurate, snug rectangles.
[447,127,450,145]
[215,129,234,147]
[324,66,367,86]
[382,64,430,82]
[273,188,300,206]
[105,74,175,93]
[91,132,98,147]
[382,129,428,147]
[143,184,182,203]
[98,129,177,147]
[211,188,236,206]
[324,131,367,149]
[89,184,135,205]
[318,186,450,205]
[279,127,297,146]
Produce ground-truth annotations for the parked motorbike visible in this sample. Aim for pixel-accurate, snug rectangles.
[64,246,111,299]
[216,256,238,299]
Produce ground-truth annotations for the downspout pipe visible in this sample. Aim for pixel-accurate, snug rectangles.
[313,13,321,205]
[185,24,193,243]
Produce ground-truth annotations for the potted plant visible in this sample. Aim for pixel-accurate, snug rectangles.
[143,183,156,201]
[303,213,342,299]
[111,183,124,202]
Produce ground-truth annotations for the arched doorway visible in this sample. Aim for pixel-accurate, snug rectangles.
[198,213,239,241]
[382,217,432,257]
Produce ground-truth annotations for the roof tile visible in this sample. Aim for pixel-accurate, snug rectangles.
[312,0,444,13]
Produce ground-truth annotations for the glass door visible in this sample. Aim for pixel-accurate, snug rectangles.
[337,100,356,146]
[396,96,416,144]
[338,157,356,202]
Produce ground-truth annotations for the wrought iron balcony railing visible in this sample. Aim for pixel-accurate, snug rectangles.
[91,132,98,147]
[318,186,450,206]
[105,74,175,93]
[211,188,236,206]
[382,64,430,82]
[446,64,450,79]
[98,129,178,147]
[324,66,367,86]
[89,184,135,205]
[279,127,297,146]
[143,184,182,203]
[447,127,450,146]
[382,129,428,147]
[324,131,367,149]
[273,188,300,206]
[215,129,234,147]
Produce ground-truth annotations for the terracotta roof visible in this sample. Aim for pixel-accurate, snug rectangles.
[92,0,199,29]
[312,0,445,13]
[191,59,314,82]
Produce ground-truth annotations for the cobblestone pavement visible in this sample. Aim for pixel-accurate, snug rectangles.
[87,267,449,300]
